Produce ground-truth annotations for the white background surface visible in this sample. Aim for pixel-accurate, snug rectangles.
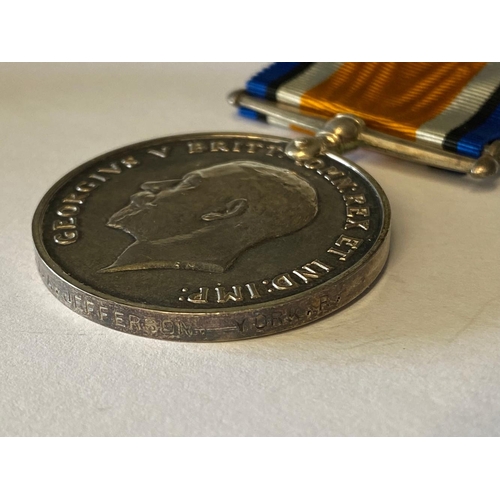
[1,63,500,436]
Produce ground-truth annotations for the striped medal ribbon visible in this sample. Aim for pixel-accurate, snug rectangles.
[229,63,500,179]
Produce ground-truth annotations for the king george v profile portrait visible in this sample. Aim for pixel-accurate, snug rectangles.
[101,160,319,274]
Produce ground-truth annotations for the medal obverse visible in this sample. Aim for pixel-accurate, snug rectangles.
[33,133,390,341]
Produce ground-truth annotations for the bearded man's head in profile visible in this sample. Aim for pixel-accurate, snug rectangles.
[101,161,318,274]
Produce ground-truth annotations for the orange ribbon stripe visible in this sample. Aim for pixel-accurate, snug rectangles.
[300,63,486,141]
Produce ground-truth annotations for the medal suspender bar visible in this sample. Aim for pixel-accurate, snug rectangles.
[229,62,500,179]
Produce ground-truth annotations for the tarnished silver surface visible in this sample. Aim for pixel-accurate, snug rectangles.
[33,132,390,341]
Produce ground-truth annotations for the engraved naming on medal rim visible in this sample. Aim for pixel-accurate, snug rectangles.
[33,133,390,341]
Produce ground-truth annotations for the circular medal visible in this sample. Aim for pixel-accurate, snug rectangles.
[33,133,390,341]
